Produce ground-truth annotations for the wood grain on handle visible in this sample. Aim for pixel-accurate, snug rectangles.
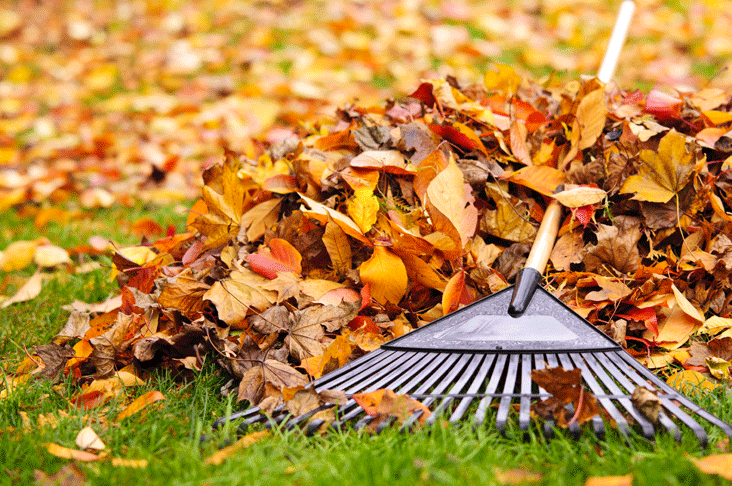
[524,199,562,273]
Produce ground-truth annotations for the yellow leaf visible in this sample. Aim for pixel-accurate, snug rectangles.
[347,187,380,233]
[203,269,276,325]
[359,246,407,304]
[43,443,99,462]
[576,89,607,150]
[646,305,701,349]
[116,391,165,421]
[552,186,607,208]
[0,239,42,272]
[240,198,281,242]
[204,431,269,465]
[700,316,732,335]
[703,110,732,126]
[484,64,521,94]
[671,284,705,322]
[691,454,732,480]
[323,219,352,275]
[620,130,698,203]
[453,122,488,156]
[299,194,370,245]
[426,158,478,245]
[584,475,633,486]
[111,458,149,468]
[34,245,71,267]
[666,369,719,394]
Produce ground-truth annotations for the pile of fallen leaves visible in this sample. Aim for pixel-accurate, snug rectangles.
[6,67,732,420]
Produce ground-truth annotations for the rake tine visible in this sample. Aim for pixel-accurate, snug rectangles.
[546,354,580,438]
[475,354,509,427]
[323,350,418,392]
[425,354,484,426]
[401,354,474,431]
[212,405,263,429]
[519,354,533,432]
[532,354,556,438]
[312,348,394,389]
[565,354,608,438]
[617,351,732,438]
[496,354,520,434]
[579,353,655,439]
[591,352,681,441]
[450,354,496,423]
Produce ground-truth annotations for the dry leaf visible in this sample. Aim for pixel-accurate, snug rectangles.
[43,443,100,462]
[347,187,380,233]
[204,431,270,466]
[75,426,105,451]
[584,475,633,486]
[116,391,165,421]
[1,271,44,308]
[690,454,732,480]
[359,246,407,304]
[426,157,478,246]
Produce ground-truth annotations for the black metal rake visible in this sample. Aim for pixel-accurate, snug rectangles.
[215,285,732,446]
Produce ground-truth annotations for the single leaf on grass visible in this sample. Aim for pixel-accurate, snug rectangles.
[426,158,478,245]
[690,454,732,480]
[110,458,149,468]
[493,468,543,484]
[584,475,633,486]
[620,130,698,203]
[75,426,105,451]
[204,431,270,466]
[666,369,719,394]
[1,271,43,308]
[0,239,44,272]
[34,245,71,267]
[116,390,165,421]
[359,246,407,304]
[44,443,99,462]
[71,377,123,410]
[347,187,380,233]
[323,219,352,275]
[247,238,302,279]
[34,464,87,484]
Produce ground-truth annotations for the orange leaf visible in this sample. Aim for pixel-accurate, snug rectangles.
[442,270,473,315]
[44,443,100,462]
[504,165,565,196]
[426,157,478,246]
[116,390,165,421]
[247,238,302,279]
[359,246,407,304]
[691,454,732,480]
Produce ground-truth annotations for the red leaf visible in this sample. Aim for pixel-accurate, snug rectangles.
[442,270,473,315]
[572,205,594,227]
[617,307,659,336]
[359,283,371,311]
[408,83,436,108]
[644,89,682,119]
[429,124,478,152]
[246,238,302,279]
[348,315,380,333]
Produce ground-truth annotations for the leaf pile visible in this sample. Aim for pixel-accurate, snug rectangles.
[8,68,732,417]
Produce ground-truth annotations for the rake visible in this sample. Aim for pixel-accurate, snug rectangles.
[212,1,732,445]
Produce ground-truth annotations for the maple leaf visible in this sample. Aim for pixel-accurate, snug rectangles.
[584,216,641,275]
[620,130,700,203]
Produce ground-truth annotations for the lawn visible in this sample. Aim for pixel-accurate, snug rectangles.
[3,1,732,484]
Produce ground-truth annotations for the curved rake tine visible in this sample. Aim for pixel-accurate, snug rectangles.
[532,354,556,438]
[496,354,520,434]
[212,406,264,430]
[545,354,580,438]
[425,354,484,427]
[592,352,681,442]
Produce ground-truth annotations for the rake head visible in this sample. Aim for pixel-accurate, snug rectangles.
[214,288,732,445]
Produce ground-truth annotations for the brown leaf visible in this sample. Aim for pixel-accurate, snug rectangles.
[34,343,69,382]
[323,219,352,276]
[584,216,641,275]
[531,367,602,427]
[203,269,277,326]
[352,389,431,426]
[248,305,290,334]
[34,464,87,486]
[156,270,210,313]
[89,312,138,378]
[287,306,328,361]
[631,386,661,424]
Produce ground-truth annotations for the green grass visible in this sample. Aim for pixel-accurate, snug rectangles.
[1,205,731,485]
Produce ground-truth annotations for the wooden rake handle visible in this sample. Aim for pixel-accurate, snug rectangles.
[507,1,635,317]
[507,199,562,317]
